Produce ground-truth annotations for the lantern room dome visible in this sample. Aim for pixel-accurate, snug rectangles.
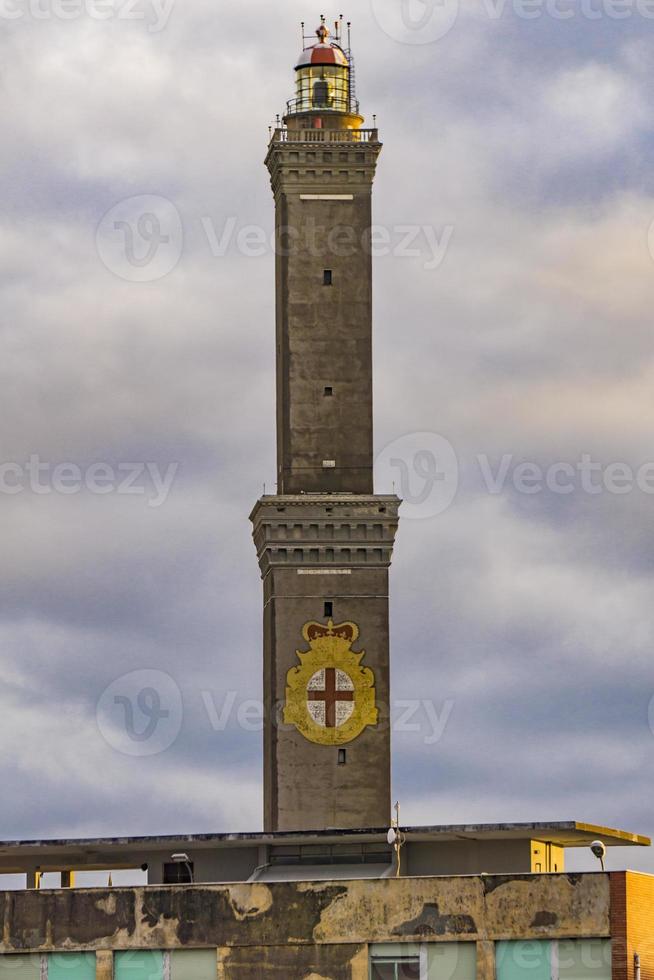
[295,25,349,69]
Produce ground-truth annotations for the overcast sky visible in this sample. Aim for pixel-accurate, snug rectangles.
[1,0,653,880]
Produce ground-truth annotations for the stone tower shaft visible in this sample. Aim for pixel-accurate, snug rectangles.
[252,23,399,833]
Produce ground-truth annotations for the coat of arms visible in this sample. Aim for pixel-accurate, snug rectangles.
[284,620,377,745]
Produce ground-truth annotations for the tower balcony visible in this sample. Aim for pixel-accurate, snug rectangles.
[269,126,379,146]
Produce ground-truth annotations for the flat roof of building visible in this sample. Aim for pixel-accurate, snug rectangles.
[0,820,647,873]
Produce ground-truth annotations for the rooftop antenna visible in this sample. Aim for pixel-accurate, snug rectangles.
[300,21,304,45]
[347,20,352,50]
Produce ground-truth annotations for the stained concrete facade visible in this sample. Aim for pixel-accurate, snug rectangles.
[0,873,612,957]
[2,870,653,979]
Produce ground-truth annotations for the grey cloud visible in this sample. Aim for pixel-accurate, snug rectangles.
[0,0,652,876]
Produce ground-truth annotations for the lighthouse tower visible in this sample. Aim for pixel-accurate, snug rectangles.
[251,19,399,833]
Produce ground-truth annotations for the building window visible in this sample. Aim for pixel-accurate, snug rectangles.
[496,940,611,980]
[170,950,217,980]
[324,601,333,617]
[370,956,421,979]
[324,386,333,396]
[323,269,333,285]
[338,748,347,765]
[371,944,476,980]
[114,951,164,980]
[162,860,194,884]
[270,843,392,866]
[370,945,430,980]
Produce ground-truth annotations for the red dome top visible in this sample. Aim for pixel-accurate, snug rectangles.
[295,25,349,69]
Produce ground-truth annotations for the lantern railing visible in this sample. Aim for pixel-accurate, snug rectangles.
[269,127,379,145]
[286,94,360,116]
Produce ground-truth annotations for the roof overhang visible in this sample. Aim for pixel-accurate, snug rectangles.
[0,821,648,875]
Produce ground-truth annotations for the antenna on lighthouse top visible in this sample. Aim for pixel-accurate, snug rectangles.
[347,20,352,50]
[300,21,304,45]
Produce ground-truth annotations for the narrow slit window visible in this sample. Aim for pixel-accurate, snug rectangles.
[323,269,333,285]
[324,601,333,618]
[338,749,347,765]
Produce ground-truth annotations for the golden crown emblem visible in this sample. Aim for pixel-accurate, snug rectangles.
[284,620,377,746]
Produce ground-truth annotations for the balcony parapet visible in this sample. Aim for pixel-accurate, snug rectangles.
[269,127,379,145]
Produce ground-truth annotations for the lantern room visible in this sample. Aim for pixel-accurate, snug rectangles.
[284,19,364,130]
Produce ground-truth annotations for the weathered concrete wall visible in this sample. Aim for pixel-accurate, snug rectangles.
[217,943,368,979]
[0,874,610,954]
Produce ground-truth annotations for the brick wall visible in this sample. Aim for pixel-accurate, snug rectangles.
[610,872,654,980]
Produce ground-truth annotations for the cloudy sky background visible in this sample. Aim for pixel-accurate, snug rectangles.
[1,0,654,881]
